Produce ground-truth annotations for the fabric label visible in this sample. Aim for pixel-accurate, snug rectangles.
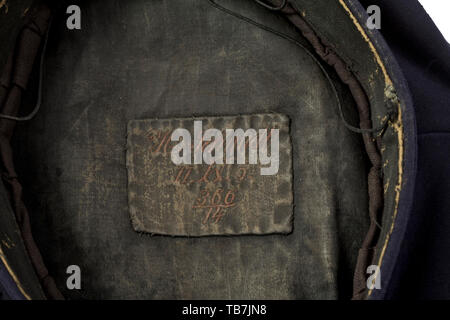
[126,113,293,236]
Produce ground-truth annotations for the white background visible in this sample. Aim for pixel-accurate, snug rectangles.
[418,0,450,42]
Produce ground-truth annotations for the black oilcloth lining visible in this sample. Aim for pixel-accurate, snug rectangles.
[15,0,371,299]
[211,0,397,136]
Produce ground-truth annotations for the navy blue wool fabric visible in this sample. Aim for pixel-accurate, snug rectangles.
[360,0,450,299]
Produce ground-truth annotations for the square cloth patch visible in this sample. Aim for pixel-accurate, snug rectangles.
[126,113,293,236]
